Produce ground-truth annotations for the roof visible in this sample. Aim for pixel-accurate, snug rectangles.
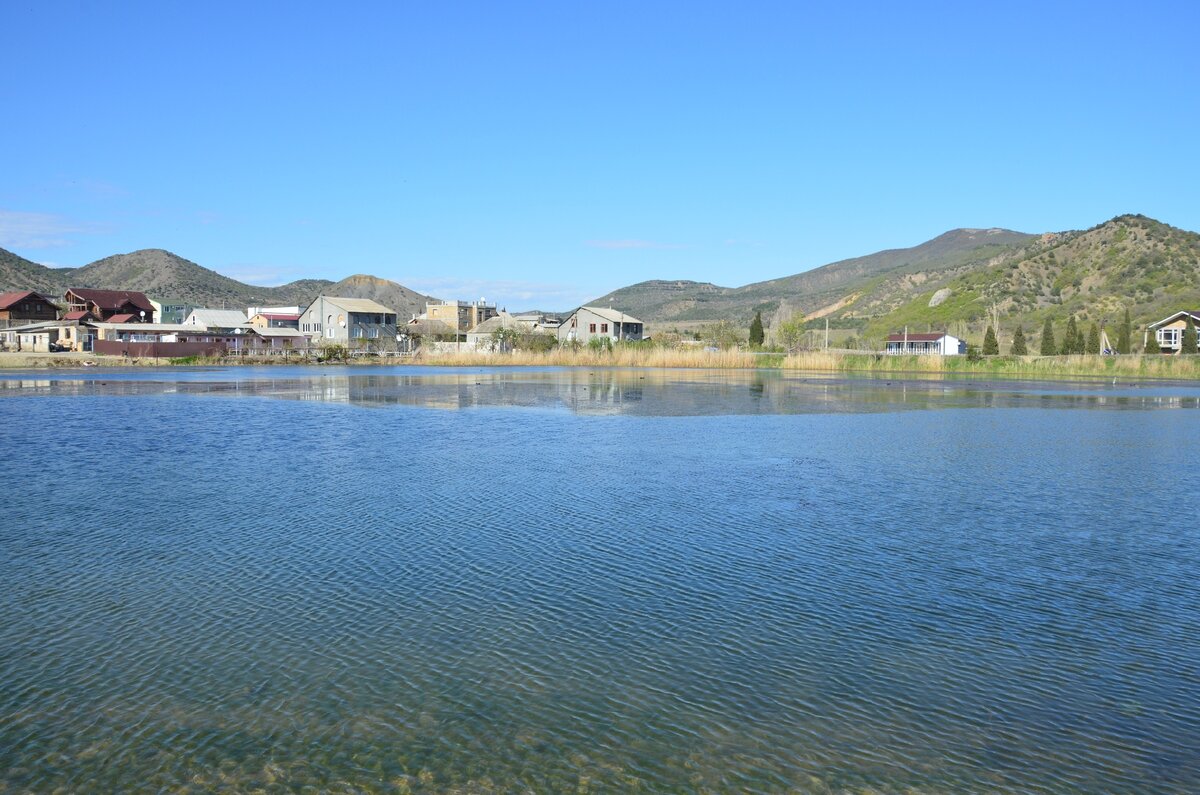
[254,312,301,321]
[249,327,306,338]
[66,288,154,313]
[576,306,644,325]
[0,290,51,310]
[404,318,456,336]
[63,310,94,321]
[89,322,205,332]
[107,313,138,323]
[185,308,249,328]
[885,332,950,342]
[315,296,398,315]
[1149,310,1200,329]
[467,312,525,335]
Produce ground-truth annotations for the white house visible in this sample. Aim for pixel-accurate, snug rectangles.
[884,331,965,355]
[557,306,645,345]
[1147,310,1200,353]
[182,308,249,332]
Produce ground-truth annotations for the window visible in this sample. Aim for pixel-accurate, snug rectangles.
[354,327,364,338]
[369,327,379,338]
[601,323,608,333]
[589,323,596,333]
[1159,329,1180,346]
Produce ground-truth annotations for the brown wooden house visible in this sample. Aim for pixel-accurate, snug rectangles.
[0,291,60,327]
[64,288,155,323]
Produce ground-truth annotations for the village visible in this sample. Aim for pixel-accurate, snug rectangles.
[0,288,647,359]
[2,287,1198,361]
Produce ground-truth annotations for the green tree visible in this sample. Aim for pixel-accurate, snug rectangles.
[1061,316,1079,355]
[776,312,807,354]
[1086,323,1101,355]
[982,325,999,355]
[702,319,741,349]
[1011,325,1027,355]
[1117,308,1131,354]
[748,312,764,347]
[1184,317,1199,354]
[1040,318,1056,356]
[1145,331,1160,354]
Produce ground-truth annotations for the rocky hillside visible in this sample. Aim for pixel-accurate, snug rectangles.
[850,215,1200,346]
[590,228,1034,324]
[0,247,435,314]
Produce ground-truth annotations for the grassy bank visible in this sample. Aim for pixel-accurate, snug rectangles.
[5,348,1200,380]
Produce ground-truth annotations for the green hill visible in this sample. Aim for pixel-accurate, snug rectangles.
[590,228,1035,324]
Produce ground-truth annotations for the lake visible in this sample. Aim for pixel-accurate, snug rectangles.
[2,366,1198,793]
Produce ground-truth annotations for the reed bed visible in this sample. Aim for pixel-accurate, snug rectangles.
[416,346,764,369]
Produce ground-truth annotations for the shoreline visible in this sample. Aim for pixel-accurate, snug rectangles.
[3,349,1199,382]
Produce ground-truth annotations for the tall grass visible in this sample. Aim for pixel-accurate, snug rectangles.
[415,346,763,369]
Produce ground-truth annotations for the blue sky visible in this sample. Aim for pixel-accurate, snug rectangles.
[2,1,1197,309]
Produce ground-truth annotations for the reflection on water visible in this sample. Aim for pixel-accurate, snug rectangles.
[2,366,1199,793]
[2,365,1200,413]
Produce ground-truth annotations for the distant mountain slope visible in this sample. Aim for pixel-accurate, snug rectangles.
[0,247,72,294]
[0,247,436,313]
[854,214,1200,344]
[591,228,1034,323]
[324,274,430,320]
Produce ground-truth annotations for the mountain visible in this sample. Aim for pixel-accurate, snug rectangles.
[324,274,429,321]
[594,215,1200,347]
[590,228,1035,324]
[0,247,435,315]
[855,214,1200,343]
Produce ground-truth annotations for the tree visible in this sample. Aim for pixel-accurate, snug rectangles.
[776,312,807,354]
[1011,325,1027,355]
[1145,331,1160,354]
[1184,317,1199,354]
[1061,316,1079,355]
[701,319,742,349]
[1117,308,1131,354]
[748,312,764,347]
[1040,318,1056,356]
[982,325,999,355]
[1086,323,1101,355]
[1075,321,1087,355]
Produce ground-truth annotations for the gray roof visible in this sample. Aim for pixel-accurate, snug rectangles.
[577,306,644,325]
[249,327,307,338]
[184,308,249,328]
[320,297,397,315]
[467,312,525,335]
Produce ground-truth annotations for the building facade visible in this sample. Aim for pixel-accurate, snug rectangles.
[558,307,645,345]
[299,296,399,347]
[1148,310,1200,352]
[884,332,965,355]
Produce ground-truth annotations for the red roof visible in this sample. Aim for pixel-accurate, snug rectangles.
[0,290,46,310]
[66,288,155,313]
[107,313,138,323]
[64,310,94,321]
[885,332,948,342]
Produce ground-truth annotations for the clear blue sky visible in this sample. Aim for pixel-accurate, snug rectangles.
[2,1,1197,309]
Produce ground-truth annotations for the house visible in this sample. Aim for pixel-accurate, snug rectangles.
[299,296,398,347]
[64,288,155,323]
[240,326,308,352]
[1147,310,1200,353]
[248,312,301,329]
[557,306,645,345]
[182,308,249,332]
[422,300,498,339]
[150,299,196,325]
[884,331,966,355]
[0,291,60,328]
[465,311,544,350]
[88,322,237,357]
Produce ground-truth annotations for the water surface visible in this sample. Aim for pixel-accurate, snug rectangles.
[2,367,1198,793]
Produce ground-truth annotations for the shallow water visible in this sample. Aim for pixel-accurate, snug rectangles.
[2,367,1198,793]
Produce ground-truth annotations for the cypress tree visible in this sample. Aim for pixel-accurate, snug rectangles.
[1086,323,1101,354]
[1117,308,1131,354]
[1011,325,1027,355]
[1184,317,1199,355]
[1145,331,1160,354]
[749,312,764,347]
[1061,316,1079,355]
[1075,322,1087,354]
[1040,318,1056,355]
[982,325,999,355]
